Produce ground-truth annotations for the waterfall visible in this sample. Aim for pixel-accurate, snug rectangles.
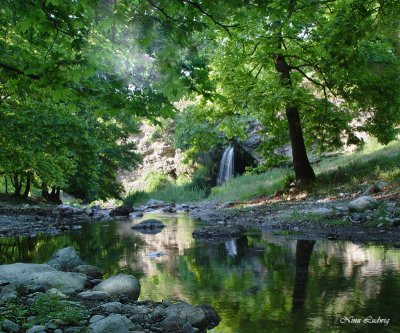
[224,239,238,257]
[217,146,234,186]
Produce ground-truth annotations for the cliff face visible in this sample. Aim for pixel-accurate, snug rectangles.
[118,123,191,194]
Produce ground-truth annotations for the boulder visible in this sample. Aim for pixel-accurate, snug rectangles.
[131,219,165,231]
[0,263,86,295]
[348,196,379,212]
[110,205,134,217]
[93,274,140,300]
[162,204,176,213]
[72,264,103,279]
[2,319,21,332]
[0,263,56,277]
[88,314,131,333]
[47,247,84,271]
[160,302,220,332]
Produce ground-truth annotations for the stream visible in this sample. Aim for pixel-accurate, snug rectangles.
[1,213,400,332]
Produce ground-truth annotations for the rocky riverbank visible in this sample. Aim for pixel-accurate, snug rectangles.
[190,181,400,243]
[0,204,113,238]
[0,198,194,238]
[1,181,400,243]
[0,247,220,333]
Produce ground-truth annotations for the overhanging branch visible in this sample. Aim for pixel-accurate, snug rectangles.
[181,0,239,35]
[0,62,40,80]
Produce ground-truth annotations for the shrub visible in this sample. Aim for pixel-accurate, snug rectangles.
[145,172,172,192]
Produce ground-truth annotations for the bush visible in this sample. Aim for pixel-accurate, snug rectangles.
[124,191,150,206]
[184,165,213,195]
[145,172,172,192]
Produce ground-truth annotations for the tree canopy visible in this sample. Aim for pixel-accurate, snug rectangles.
[128,0,399,183]
[1,0,399,199]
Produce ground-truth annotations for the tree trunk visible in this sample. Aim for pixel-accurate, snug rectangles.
[292,240,315,312]
[11,173,22,197]
[5,176,7,194]
[273,53,316,184]
[44,186,62,203]
[22,174,31,199]
[41,182,48,198]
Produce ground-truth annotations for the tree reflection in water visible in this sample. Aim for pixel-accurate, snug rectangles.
[1,215,400,333]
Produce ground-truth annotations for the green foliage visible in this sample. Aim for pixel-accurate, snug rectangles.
[175,105,223,161]
[246,154,290,174]
[124,191,150,206]
[32,294,87,326]
[184,165,213,195]
[146,184,207,203]
[124,183,207,206]
[0,0,175,202]
[2,0,399,198]
[0,293,87,329]
[145,172,172,192]
[0,299,28,327]
[127,0,400,180]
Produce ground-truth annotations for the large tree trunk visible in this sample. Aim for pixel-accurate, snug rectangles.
[11,173,23,197]
[22,174,31,199]
[273,53,316,184]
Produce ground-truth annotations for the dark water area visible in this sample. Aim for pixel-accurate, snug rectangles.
[1,213,400,333]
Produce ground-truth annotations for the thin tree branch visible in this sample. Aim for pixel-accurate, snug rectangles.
[247,41,260,56]
[181,0,239,35]
[44,29,59,61]
[291,65,325,88]
[147,0,175,20]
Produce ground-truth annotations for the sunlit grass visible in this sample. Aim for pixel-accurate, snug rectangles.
[124,138,400,205]
[124,184,207,206]
[208,138,400,203]
[314,138,400,192]
[209,168,292,203]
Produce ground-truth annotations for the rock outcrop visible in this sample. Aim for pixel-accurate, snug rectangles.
[118,122,191,193]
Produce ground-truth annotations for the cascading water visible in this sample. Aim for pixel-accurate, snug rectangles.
[217,146,234,186]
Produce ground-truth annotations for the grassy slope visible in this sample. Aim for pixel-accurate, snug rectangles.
[210,139,400,203]
[124,138,399,206]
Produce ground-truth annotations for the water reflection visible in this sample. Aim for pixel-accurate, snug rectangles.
[224,239,238,257]
[1,213,400,333]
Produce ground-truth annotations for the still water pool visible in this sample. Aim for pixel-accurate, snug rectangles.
[1,213,400,333]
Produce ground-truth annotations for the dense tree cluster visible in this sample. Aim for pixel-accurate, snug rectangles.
[0,0,173,201]
[1,0,399,200]
[132,0,399,184]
